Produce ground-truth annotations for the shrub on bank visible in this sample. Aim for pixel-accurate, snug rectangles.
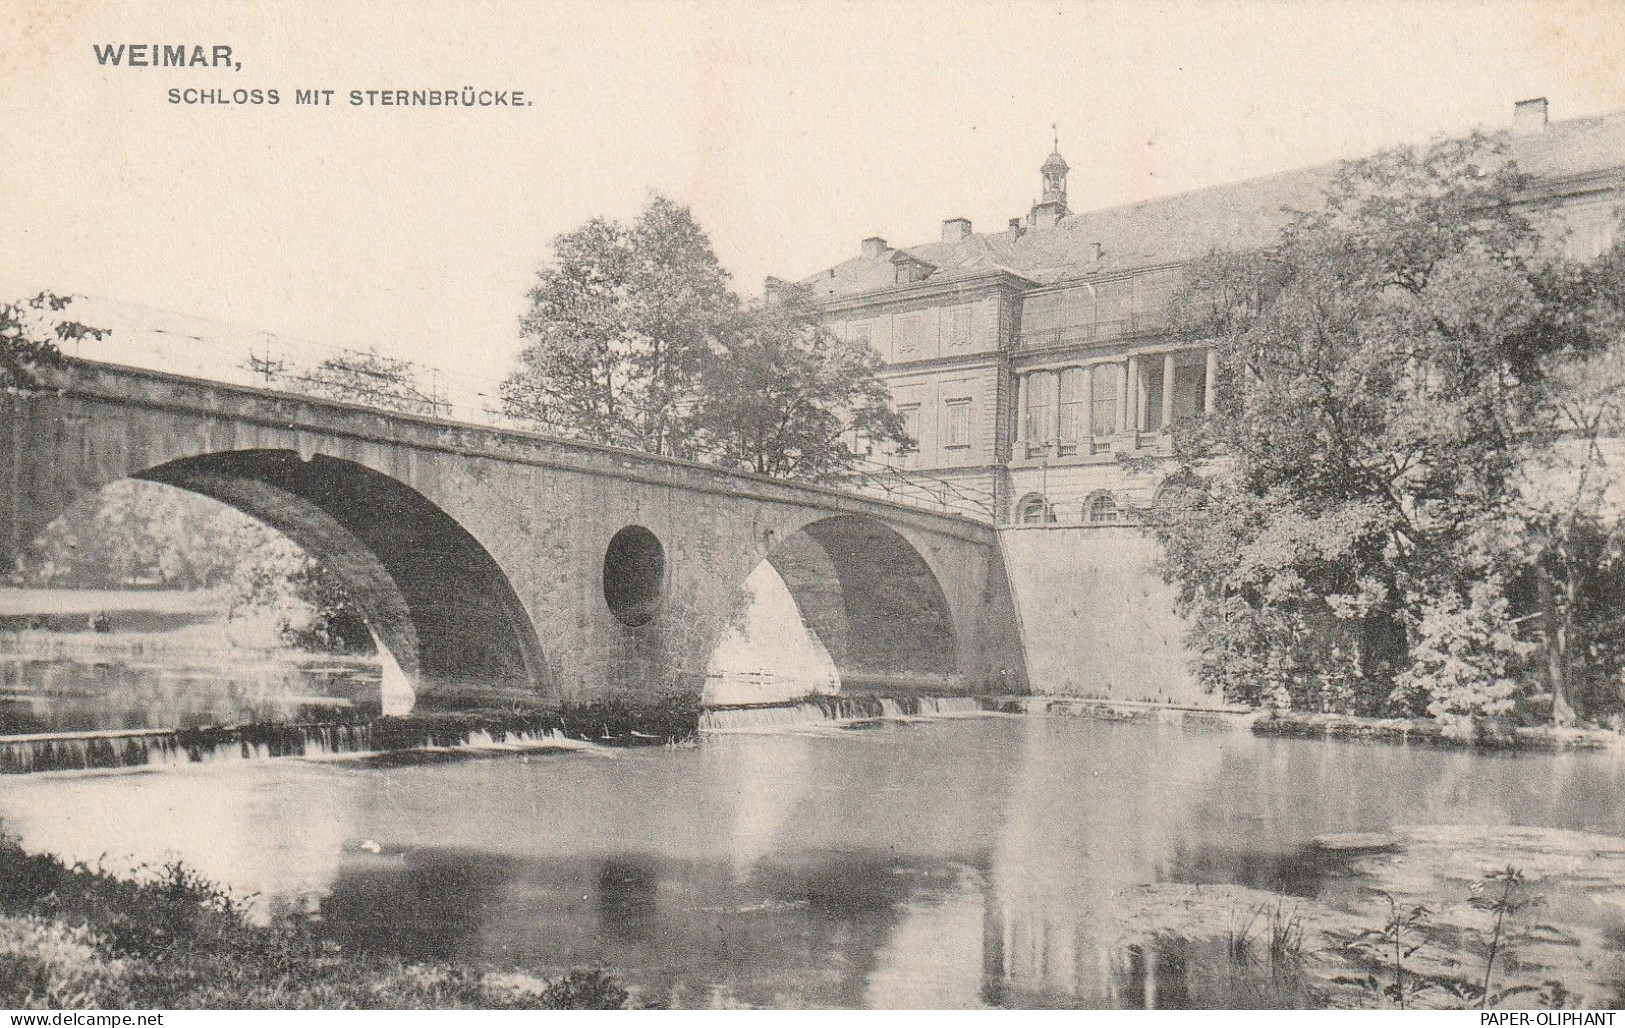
[0,824,633,1009]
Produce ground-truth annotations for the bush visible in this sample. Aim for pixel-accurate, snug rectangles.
[0,820,632,1009]
[1393,581,1534,740]
[538,969,633,1009]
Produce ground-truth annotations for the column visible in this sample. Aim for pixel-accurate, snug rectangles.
[1161,352,1176,431]
[1053,370,1066,448]
[1013,372,1026,446]
[1204,348,1218,415]
[1048,369,1063,447]
[1079,365,1094,448]
[1125,355,1140,433]
[1118,357,1131,431]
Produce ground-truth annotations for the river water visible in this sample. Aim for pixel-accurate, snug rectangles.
[0,650,380,734]
[3,712,1625,1008]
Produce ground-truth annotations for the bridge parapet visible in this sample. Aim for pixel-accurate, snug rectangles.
[50,295,988,520]
[52,360,997,542]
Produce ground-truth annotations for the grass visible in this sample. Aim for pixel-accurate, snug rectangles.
[1117,865,1587,1011]
[0,822,634,1009]
[1203,899,1318,1008]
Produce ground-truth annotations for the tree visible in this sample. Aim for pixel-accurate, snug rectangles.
[503,195,735,455]
[693,286,910,479]
[1154,132,1612,718]
[250,346,442,416]
[221,529,372,652]
[22,480,249,589]
[1,292,104,392]
[1503,236,1625,725]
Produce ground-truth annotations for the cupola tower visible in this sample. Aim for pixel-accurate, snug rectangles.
[1029,125,1070,228]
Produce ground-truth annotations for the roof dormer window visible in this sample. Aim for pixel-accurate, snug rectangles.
[889,251,934,285]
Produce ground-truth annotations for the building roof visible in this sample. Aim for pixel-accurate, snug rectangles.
[801,107,1625,303]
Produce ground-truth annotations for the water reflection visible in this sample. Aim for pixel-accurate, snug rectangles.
[3,716,1625,1007]
[0,652,380,733]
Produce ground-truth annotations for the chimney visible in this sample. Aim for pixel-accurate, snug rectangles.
[763,275,787,305]
[942,217,972,242]
[1513,97,1548,136]
[861,236,889,258]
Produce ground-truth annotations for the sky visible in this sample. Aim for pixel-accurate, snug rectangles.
[3,0,1625,384]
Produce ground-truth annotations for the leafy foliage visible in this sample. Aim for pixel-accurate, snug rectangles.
[504,196,734,456]
[505,195,906,475]
[1154,132,1625,726]
[1330,866,1555,1010]
[250,346,443,416]
[19,482,368,653]
[0,292,102,393]
[1392,579,1534,738]
[694,285,910,478]
[1335,893,1434,1009]
[221,530,372,652]
[21,480,246,590]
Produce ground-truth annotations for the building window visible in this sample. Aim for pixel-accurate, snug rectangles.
[897,404,921,453]
[947,306,972,349]
[895,314,927,357]
[1022,372,1056,447]
[1141,361,1165,432]
[1057,368,1085,446]
[1091,364,1118,436]
[1172,361,1206,423]
[944,398,971,448]
[1016,493,1054,525]
[849,320,874,349]
[895,260,931,285]
[844,425,869,456]
[1085,491,1120,524]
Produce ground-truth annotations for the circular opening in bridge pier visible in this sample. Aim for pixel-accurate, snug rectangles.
[603,525,666,627]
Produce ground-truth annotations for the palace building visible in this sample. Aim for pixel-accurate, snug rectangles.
[796,99,1625,526]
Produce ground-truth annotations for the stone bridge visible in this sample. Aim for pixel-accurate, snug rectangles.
[1,362,1028,710]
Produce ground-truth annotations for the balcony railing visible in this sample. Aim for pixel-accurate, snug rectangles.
[1020,310,1170,351]
[1019,430,1171,462]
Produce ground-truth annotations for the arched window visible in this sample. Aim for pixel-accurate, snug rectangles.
[1016,493,1054,525]
[1085,491,1120,524]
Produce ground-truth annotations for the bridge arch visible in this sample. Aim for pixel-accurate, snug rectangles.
[707,513,960,701]
[20,447,553,711]
[143,450,550,709]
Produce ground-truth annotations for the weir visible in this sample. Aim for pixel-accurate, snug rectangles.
[1,696,1000,771]
[0,724,375,774]
[698,694,989,732]
[0,709,674,775]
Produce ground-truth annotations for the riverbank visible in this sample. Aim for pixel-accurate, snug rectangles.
[1252,710,1625,751]
[0,587,215,634]
[0,584,376,662]
[1095,823,1625,1009]
[0,822,633,1009]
